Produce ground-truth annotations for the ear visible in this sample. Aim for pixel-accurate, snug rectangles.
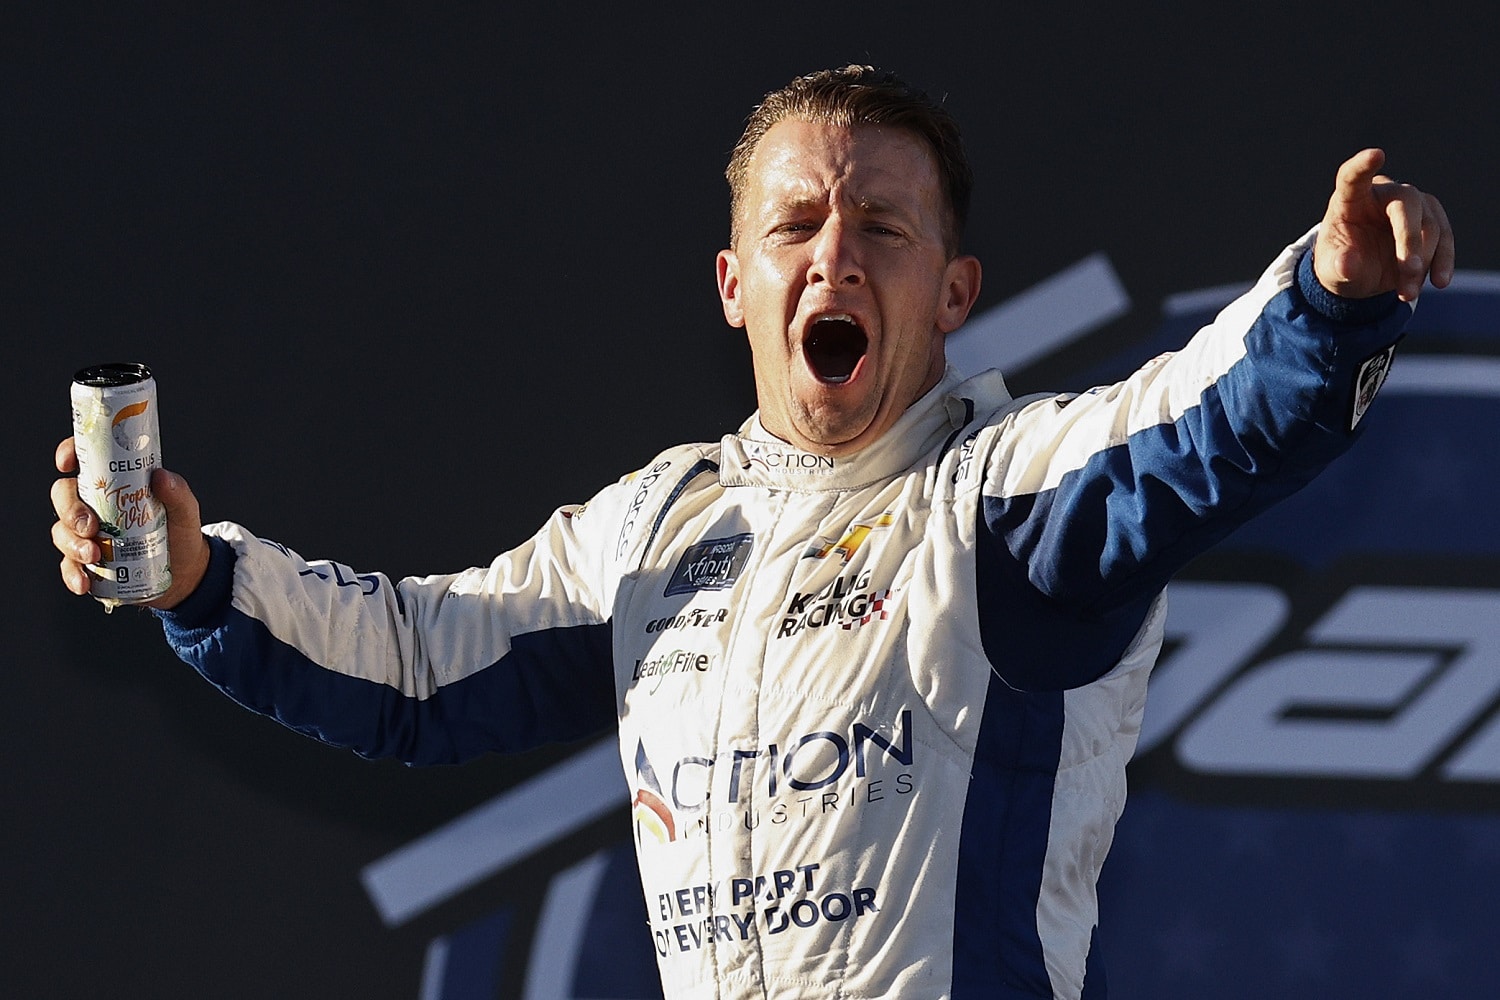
[936,254,983,334]
[716,249,746,328]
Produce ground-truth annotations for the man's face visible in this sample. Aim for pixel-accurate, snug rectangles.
[717,119,981,455]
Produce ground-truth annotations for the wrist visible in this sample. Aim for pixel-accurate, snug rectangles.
[1298,249,1401,326]
[151,535,234,625]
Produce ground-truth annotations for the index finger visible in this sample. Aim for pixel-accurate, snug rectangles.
[1330,148,1388,206]
[50,473,94,538]
[55,436,77,474]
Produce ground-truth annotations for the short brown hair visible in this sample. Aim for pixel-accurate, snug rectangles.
[725,65,972,254]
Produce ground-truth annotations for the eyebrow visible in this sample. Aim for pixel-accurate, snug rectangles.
[767,191,917,224]
[853,195,907,219]
[769,194,827,216]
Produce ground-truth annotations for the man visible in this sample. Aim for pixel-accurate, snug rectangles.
[52,67,1453,999]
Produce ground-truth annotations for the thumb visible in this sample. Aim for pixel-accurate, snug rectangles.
[152,467,201,531]
[148,467,210,610]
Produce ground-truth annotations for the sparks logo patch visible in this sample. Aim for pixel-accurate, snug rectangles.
[632,740,677,846]
[802,512,895,564]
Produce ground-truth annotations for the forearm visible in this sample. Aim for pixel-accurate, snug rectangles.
[984,229,1414,613]
[157,521,618,764]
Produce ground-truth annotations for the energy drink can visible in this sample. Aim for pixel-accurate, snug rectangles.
[70,363,172,608]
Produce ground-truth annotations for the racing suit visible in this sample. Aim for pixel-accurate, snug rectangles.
[159,231,1411,999]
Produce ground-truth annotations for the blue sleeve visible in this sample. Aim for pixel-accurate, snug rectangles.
[154,500,629,765]
[976,236,1411,688]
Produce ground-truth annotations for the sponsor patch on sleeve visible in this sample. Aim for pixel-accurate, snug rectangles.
[1350,344,1398,431]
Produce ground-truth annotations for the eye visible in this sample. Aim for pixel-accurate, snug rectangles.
[865,222,908,241]
[767,221,819,243]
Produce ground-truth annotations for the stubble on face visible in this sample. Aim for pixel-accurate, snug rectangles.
[716,120,978,456]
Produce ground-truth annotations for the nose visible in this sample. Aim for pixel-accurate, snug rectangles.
[806,218,865,287]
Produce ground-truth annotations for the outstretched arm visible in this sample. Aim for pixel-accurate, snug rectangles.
[50,430,635,763]
[977,152,1456,690]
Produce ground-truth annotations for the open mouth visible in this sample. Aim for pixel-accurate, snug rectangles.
[804,315,869,385]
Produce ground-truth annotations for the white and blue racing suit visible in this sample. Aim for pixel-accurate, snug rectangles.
[159,231,1412,999]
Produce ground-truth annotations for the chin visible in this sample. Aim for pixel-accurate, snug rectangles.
[793,402,881,452]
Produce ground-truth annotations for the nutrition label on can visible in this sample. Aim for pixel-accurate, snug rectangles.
[105,532,168,562]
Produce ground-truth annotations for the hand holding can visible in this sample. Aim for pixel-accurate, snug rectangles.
[68,363,172,609]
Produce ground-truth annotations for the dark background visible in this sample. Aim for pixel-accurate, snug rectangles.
[8,4,1498,997]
